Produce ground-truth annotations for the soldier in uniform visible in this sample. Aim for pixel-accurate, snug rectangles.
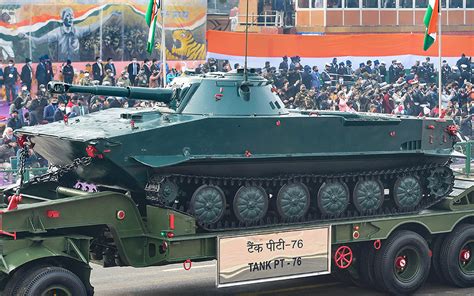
[293,85,315,110]
[79,71,92,86]
[135,69,148,87]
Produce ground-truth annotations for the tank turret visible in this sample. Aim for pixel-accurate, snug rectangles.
[16,72,457,231]
[47,81,173,103]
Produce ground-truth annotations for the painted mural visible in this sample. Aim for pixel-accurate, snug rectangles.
[0,0,207,62]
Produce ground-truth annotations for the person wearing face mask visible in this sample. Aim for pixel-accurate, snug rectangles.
[53,101,66,122]
[102,69,115,86]
[3,59,18,103]
[36,56,48,90]
[127,57,140,86]
[7,110,22,130]
[20,58,33,92]
[79,71,92,86]
[117,71,131,87]
[43,97,59,123]
[92,57,104,83]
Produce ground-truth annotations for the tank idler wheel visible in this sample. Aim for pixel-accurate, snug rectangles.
[393,176,422,210]
[18,266,87,296]
[373,230,430,295]
[427,167,455,198]
[439,224,474,287]
[317,180,349,216]
[353,179,384,214]
[276,182,310,220]
[191,185,226,224]
[233,185,268,224]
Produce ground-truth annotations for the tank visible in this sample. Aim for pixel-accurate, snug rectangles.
[15,71,457,229]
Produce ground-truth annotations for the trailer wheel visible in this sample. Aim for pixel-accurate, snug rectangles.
[3,265,43,296]
[357,242,377,288]
[18,266,87,296]
[429,234,446,283]
[373,230,430,295]
[439,224,474,287]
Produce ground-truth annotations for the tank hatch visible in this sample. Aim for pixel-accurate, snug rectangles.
[175,72,289,116]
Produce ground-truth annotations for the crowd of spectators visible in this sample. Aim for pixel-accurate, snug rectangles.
[0,54,184,171]
[0,52,472,171]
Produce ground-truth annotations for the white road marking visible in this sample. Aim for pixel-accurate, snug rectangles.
[162,264,214,272]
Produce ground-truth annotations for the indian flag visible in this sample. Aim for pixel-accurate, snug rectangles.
[146,0,161,53]
[423,0,439,51]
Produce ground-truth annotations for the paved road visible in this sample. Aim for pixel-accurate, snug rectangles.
[90,261,474,296]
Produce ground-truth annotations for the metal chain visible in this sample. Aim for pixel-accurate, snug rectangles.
[17,144,30,193]
[15,156,92,189]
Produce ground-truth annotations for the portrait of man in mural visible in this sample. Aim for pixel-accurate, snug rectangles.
[27,7,119,62]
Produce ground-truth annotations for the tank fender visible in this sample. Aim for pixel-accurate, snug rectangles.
[132,155,189,168]
[0,236,90,274]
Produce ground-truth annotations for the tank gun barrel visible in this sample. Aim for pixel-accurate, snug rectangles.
[47,81,173,103]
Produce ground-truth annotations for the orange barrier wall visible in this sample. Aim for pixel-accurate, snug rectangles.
[207,30,474,58]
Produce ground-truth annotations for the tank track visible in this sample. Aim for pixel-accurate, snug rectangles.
[145,162,454,232]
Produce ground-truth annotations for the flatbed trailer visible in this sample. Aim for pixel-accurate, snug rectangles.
[0,177,474,295]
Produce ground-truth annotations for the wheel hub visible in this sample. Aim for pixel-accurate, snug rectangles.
[460,249,471,263]
[395,256,407,270]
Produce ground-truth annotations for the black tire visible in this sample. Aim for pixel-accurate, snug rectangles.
[3,265,43,296]
[357,242,377,288]
[373,230,430,295]
[429,234,446,283]
[17,266,87,296]
[439,224,474,287]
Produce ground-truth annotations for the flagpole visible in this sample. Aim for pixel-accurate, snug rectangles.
[438,1,442,118]
[161,0,167,87]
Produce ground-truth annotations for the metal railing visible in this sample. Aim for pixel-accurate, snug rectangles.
[453,141,474,177]
[234,11,285,27]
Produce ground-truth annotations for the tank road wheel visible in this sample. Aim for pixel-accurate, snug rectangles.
[18,267,87,296]
[393,176,422,210]
[233,186,268,224]
[373,230,430,295]
[158,180,179,205]
[439,224,474,287]
[317,181,349,216]
[353,179,384,214]
[191,185,226,224]
[427,167,454,199]
[276,183,310,220]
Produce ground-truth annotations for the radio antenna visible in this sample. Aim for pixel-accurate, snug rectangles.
[243,0,249,82]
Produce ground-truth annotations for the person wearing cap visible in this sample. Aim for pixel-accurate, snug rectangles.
[461,64,471,87]
[20,58,33,92]
[321,64,332,87]
[117,71,131,87]
[441,60,451,84]
[102,69,115,86]
[79,71,92,86]
[62,59,74,84]
[36,56,48,91]
[456,53,470,70]
[379,61,387,82]
[345,60,354,75]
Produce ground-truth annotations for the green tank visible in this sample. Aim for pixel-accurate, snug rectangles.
[15,71,457,229]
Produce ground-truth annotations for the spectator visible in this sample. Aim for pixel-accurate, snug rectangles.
[143,59,152,82]
[92,57,104,83]
[0,62,3,101]
[62,59,74,84]
[20,58,33,92]
[3,59,17,103]
[127,57,140,85]
[7,110,22,130]
[149,70,160,88]
[103,69,115,86]
[36,56,48,90]
[117,71,131,87]
[79,71,92,86]
[43,97,59,123]
[279,56,288,72]
[135,69,148,87]
[104,58,116,77]
[53,101,66,122]
[310,66,321,90]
